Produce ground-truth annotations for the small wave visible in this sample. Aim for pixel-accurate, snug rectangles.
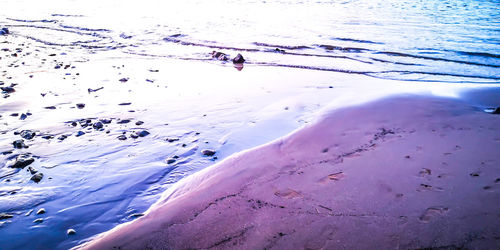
[377,51,500,68]
[6,18,57,23]
[329,37,383,44]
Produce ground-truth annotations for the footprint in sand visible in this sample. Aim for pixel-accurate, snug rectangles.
[419,206,449,222]
[318,172,345,184]
[274,188,302,199]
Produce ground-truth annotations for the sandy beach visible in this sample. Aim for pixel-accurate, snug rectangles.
[80,94,500,249]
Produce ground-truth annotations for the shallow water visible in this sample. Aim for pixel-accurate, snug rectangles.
[0,0,499,249]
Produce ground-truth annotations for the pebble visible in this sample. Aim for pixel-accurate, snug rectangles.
[117,135,127,140]
[9,153,35,168]
[233,53,245,64]
[58,135,67,141]
[93,122,103,129]
[44,106,56,110]
[0,86,15,93]
[13,139,28,149]
[130,133,139,139]
[31,173,44,183]
[201,149,216,156]
[119,78,129,83]
[19,113,28,120]
[166,158,176,164]
[117,119,131,124]
[36,208,46,215]
[76,103,85,109]
[28,166,38,174]
[20,130,36,139]
[138,130,150,137]
[135,121,144,125]
[75,131,85,137]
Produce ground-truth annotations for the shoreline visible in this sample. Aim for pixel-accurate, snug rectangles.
[80,94,500,249]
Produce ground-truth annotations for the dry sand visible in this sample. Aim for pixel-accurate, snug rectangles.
[80,94,500,249]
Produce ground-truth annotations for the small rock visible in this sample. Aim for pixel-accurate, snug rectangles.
[28,166,37,174]
[118,102,132,106]
[19,113,28,120]
[117,135,127,140]
[42,135,53,140]
[20,130,36,140]
[119,78,129,83]
[1,86,15,93]
[36,208,46,215]
[0,213,13,220]
[232,53,245,64]
[100,119,112,124]
[138,130,149,137]
[0,28,9,35]
[493,107,500,114]
[76,103,85,109]
[13,139,28,149]
[135,121,144,125]
[44,106,56,110]
[130,133,139,139]
[57,135,67,141]
[31,173,44,183]
[75,131,85,137]
[33,218,44,223]
[93,122,103,129]
[166,158,176,164]
[128,213,144,219]
[117,119,131,124]
[9,154,35,168]
[211,51,229,61]
[201,149,216,156]
[67,229,76,235]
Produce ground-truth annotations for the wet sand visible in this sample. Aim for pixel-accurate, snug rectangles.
[80,94,500,249]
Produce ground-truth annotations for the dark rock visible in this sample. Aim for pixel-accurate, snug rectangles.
[117,135,127,140]
[54,65,61,69]
[100,119,112,124]
[117,119,131,124]
[19,113,27,120]
[119,78,129,83]
[128,213,144,219]
[130,133,139,139]
[13,139,28,149]
[75,131,85,137]
[41,135,53,140]
[1,87,15,93]
[211,51,229,61]
[232,53,245,64]
[28,166,38,174]
[167,138,179,143]
[93,122,103,129]
[493,107,500,114]
[0,28,9,35]
[76,103,85,109]
[20,130,36,140]
[0,213,13,220]
[67,229,76,235]
[201,149,216,156]
[71,121,77,126]
[118,102,132,106]
[135,121,144,125]
[138,130,150,137]
[166,158,176,164]
[44,106,56,110]
[57,135,67,141]
[2,151,13,155]
[36,208,45,215]
[31,173,43,183]
[10,154,35,168]
[10,113,18,117]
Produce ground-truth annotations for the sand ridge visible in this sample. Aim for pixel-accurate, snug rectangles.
[80,94,500,249]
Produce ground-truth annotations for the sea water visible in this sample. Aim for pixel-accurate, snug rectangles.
[0,0,498,249]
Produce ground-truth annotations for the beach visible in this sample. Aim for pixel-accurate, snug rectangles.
[81,94,500,249]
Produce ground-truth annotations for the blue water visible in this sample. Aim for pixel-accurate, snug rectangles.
[0,0,499,249]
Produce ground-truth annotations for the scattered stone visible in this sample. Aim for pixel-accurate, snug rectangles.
[33,218,44,223]
[100,119,112,124]
[1,87,15,93]
[75,131,85,137]
[31,173,44,183]
[166,158,176,164]
[93,122,103,129]
[76,103,85,109]
[128,213,144,219]
[233,53,245,64]
[119,78,129,83]
[167,138,179,143]
[211,51,229,61]
[10,113,19,117]
[0,213,13,220]
[28,166,38,174]
[0,28,9,35]
[58,135,67,141]
[44,106,56,110]
[117,135,127,140]
[19,113,28,120]
[41,135,53,140]
[138,130,150,137]
[20,130,36,140]
[130,133,139,139]
[36,208,46,215]
[117,119,131,124]
[201,149,216,156]
[492,108,500,114]
[135,121,144,125]
[13,139,28,149]
[67,229,76,235]
[118,102,132,106]
[2,151,13,155]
